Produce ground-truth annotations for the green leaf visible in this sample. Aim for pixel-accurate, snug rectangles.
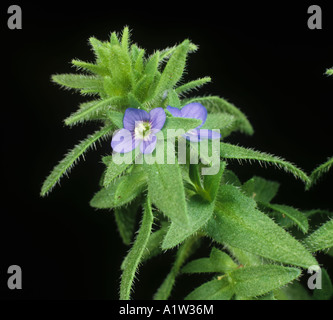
[114,197,141,245]
[304,219,333,252]
[154,236,199,300]
[64,97,124,126]
[52,74,104,95]
[140,223,168,264]
[276,281,312,300]
[226,245,263,267]
[41,125,113,196]
[120,196,154,300]
[103,152,136,187]
[90,167,147,209]
[106,110,124,128]
[121,26,131,54]
[220,142,310,185]
[182,247,237,274]
[89,37,112,67]
[262,203,309,234]
[145,145,189,228]
[166,89,181,108]
[175,77,211,96]
[155,40,190,99]
[162,163,225,249]
[108,44,133,94]
[308,157,333,189]
[221,169,241,187]
[231,265,301,298]
[184,96,254,135]
[241,176,279,203]
[162,196,214,250]
[205,185,318,268]
[201,113,236,137]
[185,277,234,300]
[71,59,107,76]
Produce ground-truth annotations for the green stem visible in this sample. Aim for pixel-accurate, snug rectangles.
[153,235,201,300]
[119,196,154,300]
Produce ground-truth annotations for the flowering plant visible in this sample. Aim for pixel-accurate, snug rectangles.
[41,28,333,300]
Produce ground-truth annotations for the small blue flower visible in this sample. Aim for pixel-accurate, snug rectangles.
[167,103,221,142]
[111,107,166,154]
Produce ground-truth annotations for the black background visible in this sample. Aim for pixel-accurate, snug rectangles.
[1,1,333,300]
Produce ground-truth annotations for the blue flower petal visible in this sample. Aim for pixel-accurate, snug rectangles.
[111,128,139,153]
[167,106,182,117]
[140,135,157,154]
[180,103,207,128]
[123,108,150,131]
[184,129,221,142]
[149,107,166,131]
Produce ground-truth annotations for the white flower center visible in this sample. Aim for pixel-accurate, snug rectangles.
[134,121,152,140]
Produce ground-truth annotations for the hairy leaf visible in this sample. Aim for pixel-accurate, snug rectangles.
[175,77,211,96]
[231,265,301,298]
[205,185,317,268]
[221,143,310,185]
[114,197,141,245]
[184,96,254,135]
[185,277,234,300]
[304,219,333,252]
[103,152,136,187]
[52,74,104,94]
[182,247,237,274]
[155,40,190,100]
[120,197,154,300]
[162,163,225,249]
[90,168,147,209]
[146,144,189,227]
[262,203,309,234]
[241,176,279,203]
[308,157,333,189]
[41,125,113,196]
[64,97,124,126]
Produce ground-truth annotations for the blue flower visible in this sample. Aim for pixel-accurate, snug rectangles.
[167,103,221,142]
[111,107,166,154]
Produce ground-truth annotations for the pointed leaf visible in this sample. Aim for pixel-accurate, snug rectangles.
[262,203,309,234]
[41,125,113,196]
[175,77,211,96]
[114,197,141,245]
[308,157,333,189]
[182,247,237,274]
[64,97,124,126]
[162,163,225,249]
[120,196,154,300]
[185,277,234,300]
[155,40,190,98]
[241,176,279,203]
[184,96,254,135]
[103,152,137,187]
[52,74,104,94]
[221,143,310,185]
[304,219,333,252]
[90,168,147,209]
[231,265,301,298]
[205,185,318,268]
[146,148,189,227]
